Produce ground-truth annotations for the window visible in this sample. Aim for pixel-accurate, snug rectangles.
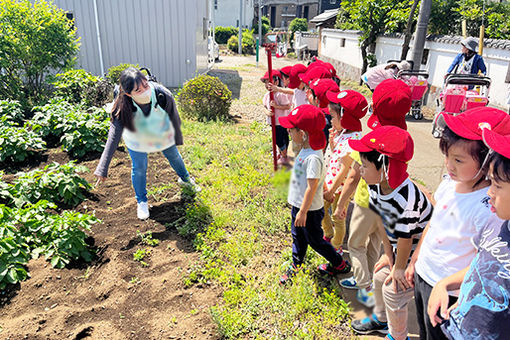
[340,38,345,47]
[421,49,429,65]
[330,0,336,4]
[303,6,309,19]
[283,6,288,14]
[214,0,218,10]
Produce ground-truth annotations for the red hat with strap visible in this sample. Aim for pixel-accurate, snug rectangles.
[349,126,414,188]
[368,79,412,130]
[326,90,369,132]
[309,78,339,108]
[299,66,333,86]
[279,104,327,150]
[288,64,307,89]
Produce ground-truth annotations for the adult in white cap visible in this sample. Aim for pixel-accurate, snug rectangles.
[361,60,411,92]
[447,37,487,75]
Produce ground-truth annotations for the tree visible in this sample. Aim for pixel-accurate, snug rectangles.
[336,0,414,75]
[289,18,308,35]
[253,16,271,36]
[400,0,420,60]
[0,0,80,109]
[428,0,461,35]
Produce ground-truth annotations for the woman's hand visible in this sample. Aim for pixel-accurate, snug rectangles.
[374,253,393,273]
[95,175,106,187]
[385,267,411,293]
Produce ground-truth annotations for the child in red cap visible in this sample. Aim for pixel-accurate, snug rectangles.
[261,70,292,165]
[408,107,510,340]
[427,125,510,339]
[319,90,367,257]
[307,78,339,149]
[333,79,413,308]
[278,104,351,284]
[349,126,432,340]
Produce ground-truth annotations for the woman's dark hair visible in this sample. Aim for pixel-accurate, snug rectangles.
[489,152,510,183]
[111,67,147,131]
[439,126,489,186]
[360,150,389,171]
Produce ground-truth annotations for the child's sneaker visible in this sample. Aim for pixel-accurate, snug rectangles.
[137,201,150,220]
[340,276,359,289]
[317,260,351,276]
[178,176,202,192]
[385,334,410,340]
[279,265,299,285]
[335,246,344,256]
[277,156,290,166]
[351,313,388,335]
[356,287,375,308]
[323,235,332,243]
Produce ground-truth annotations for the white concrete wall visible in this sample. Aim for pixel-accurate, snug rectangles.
[214,0,254,28]
[320,29,510,108]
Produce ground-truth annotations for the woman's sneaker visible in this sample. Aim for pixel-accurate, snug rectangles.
[137,201,150,220]
[340,276,359,289]
[317,260,351,276]
[351,313,388,335]
[356,287,375,308]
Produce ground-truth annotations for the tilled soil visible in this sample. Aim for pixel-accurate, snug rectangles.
[0,148,220,340]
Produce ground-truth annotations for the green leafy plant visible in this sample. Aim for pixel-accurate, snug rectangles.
[227,30,255,55]
[137,230,160,247]
[0,100,24,126]
[133,248,150,267]
[289,18,308,40]
[177,75,232,122]
[11,162,91,207]
[253,16,271,36]
[0,125,46,163]
[28,99,77,146]
[52,69,112,107]
[214,26,239,44]
[0,0,80,109]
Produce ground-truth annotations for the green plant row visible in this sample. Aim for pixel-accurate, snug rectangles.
[0,200,98,290]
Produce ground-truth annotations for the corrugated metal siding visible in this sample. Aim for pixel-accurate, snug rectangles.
[41,0,209,87]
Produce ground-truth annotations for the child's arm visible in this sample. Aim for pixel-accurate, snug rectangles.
[374,218,394,272]
[324,155,354,202]
[333,163,361,220]
[295,178,319,227]
[384,237,413,293]
[270,100,291,110]
[268,83,294,95]
[427,266,470,327]
[405,221,431,287]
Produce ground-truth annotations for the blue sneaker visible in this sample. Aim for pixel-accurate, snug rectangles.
[356,287,375,308]
[340,276,359,289]
[351,313,388,335]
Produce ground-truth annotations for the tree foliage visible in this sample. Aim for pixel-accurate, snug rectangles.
[289,18,308,34]
[0,0,80,109]
[335,0,415,73]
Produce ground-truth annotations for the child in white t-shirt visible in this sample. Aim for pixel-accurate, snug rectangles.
[408,108,510,340]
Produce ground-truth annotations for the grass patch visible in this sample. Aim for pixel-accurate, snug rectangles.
[341,79,373,99]
[179,119,353,338]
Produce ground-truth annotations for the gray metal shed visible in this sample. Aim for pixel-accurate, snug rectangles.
[43,0,211,87]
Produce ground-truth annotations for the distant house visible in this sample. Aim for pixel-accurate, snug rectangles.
[310,8,339,29]
[34,0,212,87]
[257,0,319,29]
[319,0,341,12]
[213,0,254,29]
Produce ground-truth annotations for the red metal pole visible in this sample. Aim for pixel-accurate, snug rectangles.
[266,47,278,171]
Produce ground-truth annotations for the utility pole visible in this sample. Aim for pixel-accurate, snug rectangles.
[239,0,243,54]
[257,0,262,66]
[410,0,431,70]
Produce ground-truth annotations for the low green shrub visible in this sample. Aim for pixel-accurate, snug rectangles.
[215,26,239,44]
[52,69,114,107]
[106,63,140,84]
[177,75,232,121]
[10,161,92,207]
[227,30,255,54]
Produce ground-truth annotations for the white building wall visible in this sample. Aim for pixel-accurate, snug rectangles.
[214,0,254,28]
[320,29,510,108]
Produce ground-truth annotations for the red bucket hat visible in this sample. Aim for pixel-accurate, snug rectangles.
[308,58,337,78]
[326,90,369,132]
[309,78,339,108]
[368,79,412,130]
[260,69,281,81]
[482,129,510,159]
[440,107,510,140]
[349,126,414,188]
[279,104,327,150]
[288,64,308,89]
[279,66,293,77]
[299,66,333,86]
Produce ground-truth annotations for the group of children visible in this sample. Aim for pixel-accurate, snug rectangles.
[261,59,510,340]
